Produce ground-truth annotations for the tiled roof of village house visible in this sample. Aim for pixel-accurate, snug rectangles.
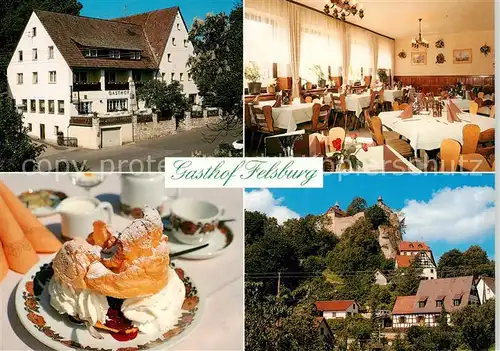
[395,255,414,268]
[114,7,180,64]
[392,276,476,315]
[315,300,356,311]
[34,9,168,69]
[392,295,416,314]
[399,241,430,252]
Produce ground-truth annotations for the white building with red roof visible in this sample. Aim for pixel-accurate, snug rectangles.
[314,300,360,319]
[395,241,437,280]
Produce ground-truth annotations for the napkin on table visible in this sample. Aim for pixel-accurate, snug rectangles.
[0,195,39,275]
[399,103,413,119]
[0,244,8,282]
[0,181,62,253]
[446,105,455,123]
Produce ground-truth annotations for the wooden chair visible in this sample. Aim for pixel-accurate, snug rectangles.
[458,153,493,172]
[251,104,283,152]
[399,103,409,111]
[461,124,481,154]
[364,109,400,142]
[478,92,485,99]
[392,101,400,111]
[476,128,495,159]
[489,105,495,118]
[300,103,330,134]
[439,139,461,171]
[327,127,346,153]
[469,101,479,115]
[245,102,258,152]
[332,94,351,130]
[369,115,414,159]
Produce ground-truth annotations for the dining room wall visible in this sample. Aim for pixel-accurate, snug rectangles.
[394,30,494,76]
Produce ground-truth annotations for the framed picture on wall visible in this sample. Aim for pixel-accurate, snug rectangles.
[411,52,427,65]
[453,49,472,64]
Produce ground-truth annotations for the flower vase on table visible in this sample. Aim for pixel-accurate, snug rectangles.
[323,134,368,172]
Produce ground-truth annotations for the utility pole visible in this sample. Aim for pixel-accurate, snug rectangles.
[277,272,281,297]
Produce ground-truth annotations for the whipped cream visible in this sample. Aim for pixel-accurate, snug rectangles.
[121,267,186,334]
[49,278,109,325]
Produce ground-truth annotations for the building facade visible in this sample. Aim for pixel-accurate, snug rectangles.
[392,276,480,329]
[395,241,437,280]
[315,300,360,319]
[7,7,198,148]
[476,276,495,304]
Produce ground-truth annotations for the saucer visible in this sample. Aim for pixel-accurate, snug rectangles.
[162,218,234,259]
[18,189,67,217]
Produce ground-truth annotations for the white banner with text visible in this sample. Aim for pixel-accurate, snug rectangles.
[164,158,323,188]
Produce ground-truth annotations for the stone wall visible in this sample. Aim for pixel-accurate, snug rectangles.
[133,114,176,141]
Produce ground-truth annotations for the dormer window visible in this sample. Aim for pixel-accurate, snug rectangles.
[84,49,98,57]
[172,38,176,46]
[435,296,445,308]
[131,51,141,60]
[418,296,428,308]
[110,50,120,59]
[453,292,463,306]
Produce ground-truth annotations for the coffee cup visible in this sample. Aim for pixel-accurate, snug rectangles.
[168,198,225,245]
[56,196,113,240]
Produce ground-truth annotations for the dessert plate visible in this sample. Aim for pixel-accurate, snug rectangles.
[163,219,234,259]
[16,255,203,351]
[18,189,67,217]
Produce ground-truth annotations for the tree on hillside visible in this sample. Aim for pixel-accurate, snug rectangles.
[391,261,423,297]
[136,80,189,118]
[0,0,83,92]
[327,218,384,274]
[0,97,45,171]
[187,3,243,140]
[365,205,389,229]
[452,299,495,351]
[346,197,367,216]
[244,211,279,246]
[438,246,494,278]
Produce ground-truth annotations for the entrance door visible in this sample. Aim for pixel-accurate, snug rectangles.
[101,127,121,148]
[39,124,45,140]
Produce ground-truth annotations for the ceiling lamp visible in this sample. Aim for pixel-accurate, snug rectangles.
[324,0,364,21]
[412,18,429,49]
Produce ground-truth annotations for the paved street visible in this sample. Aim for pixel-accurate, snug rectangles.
[37,126,241,172]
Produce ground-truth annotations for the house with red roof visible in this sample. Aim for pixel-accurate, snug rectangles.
[395,241,437,280]
[314,300,360,319]
[392,276,480,329]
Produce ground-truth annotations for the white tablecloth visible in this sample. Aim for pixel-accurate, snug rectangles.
[451,98,471,111]
[379,111,495,156]
[357,145,420,172]
[332,93,371,117]
[271,103,314,132]
[383,90,403,102]
[0,174,244,351]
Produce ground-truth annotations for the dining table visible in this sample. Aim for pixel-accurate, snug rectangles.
[330,92,371,118]
[0,174,244,351]
[381,89,403,102]
[269,102,314,132]
[378,110,495,157]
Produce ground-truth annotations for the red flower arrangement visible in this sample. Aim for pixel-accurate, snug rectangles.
[325,134,369,171]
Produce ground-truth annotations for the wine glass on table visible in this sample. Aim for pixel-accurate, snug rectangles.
[68,173,107,197]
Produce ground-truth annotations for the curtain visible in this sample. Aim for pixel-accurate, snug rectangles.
[342,26,351,85]
[348,26,371,83]
[370,34,379,86]
[244,0,290,84]
[378,36,395,83]
[297,5,343,85]
[288,4,301,98]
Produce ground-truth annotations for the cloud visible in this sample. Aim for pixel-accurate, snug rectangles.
[245,189,299,224]
[401,186,495,243]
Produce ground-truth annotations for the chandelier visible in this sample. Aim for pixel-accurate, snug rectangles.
[412,18,429,49]
[324,0,364,21]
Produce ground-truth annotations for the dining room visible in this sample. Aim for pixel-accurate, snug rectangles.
[244,0,495,172]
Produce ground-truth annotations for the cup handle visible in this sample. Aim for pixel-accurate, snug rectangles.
[162,189,180,215]
[99,202,114,224]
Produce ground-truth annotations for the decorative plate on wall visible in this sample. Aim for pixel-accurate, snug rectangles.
[435,39,444,49]
[436,53,446,64]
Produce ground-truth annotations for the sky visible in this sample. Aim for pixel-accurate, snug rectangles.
[245,174,496,261]
[80,0,237,28]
